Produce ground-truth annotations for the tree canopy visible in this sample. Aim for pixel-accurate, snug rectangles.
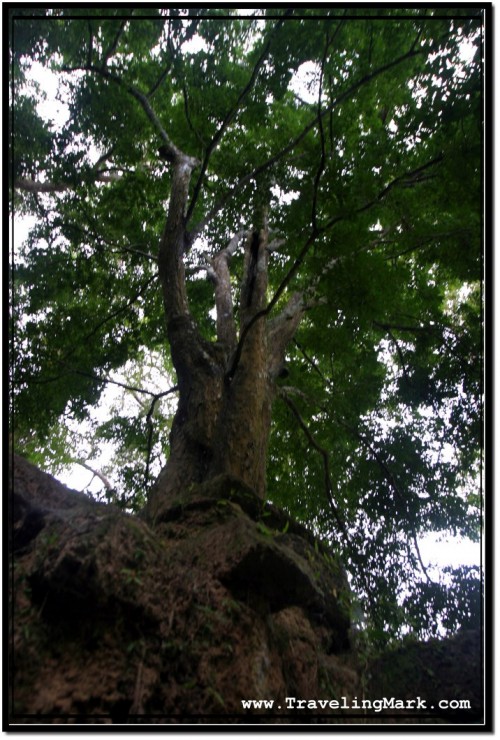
[10,7,484,643]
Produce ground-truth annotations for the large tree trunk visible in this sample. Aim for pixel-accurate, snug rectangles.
[144,158,303,525]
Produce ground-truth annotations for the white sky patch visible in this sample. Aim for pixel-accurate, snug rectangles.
[28,61,71,130]
[181,33,209,55]
[419,532,481,573]
[271,183,299,205]
[459,39,477,64]
[288,61,320,104]
[12,214,36,262]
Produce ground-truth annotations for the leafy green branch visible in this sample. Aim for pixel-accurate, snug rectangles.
[192,30,425,237]
[280,390,347,539]
[343,420,434,585]
[292,339,434,585]
[185,10,293,224]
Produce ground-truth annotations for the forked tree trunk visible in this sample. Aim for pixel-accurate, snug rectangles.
[143,157,303,525]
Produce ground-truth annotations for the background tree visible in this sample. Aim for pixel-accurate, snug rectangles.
[10,7,484,643]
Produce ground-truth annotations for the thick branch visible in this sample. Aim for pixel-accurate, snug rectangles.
[62,63,199,169]
[227,146,444,383]
[266,292,305,378]
[209,231,246,349]
[158,160,196,322]
[239,223,269,328]
[226,229,316,381]
[14,178,68,194]
[14,173,120,193]
[124,81,197,166]
[66,63,201,330]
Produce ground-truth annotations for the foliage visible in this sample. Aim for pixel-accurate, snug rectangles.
[9,7,484,642]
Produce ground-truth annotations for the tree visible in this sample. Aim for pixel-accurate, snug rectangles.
[10,7,484,643]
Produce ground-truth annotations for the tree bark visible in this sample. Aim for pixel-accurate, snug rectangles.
[209,225,272,496]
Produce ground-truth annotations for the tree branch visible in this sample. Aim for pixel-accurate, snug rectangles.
[144,387,180,488]
[293,339,327,383]
[71,368,178,399]
[81,276,156,345]
[61,63,206,382]
[111,244,157,262]
[210,230,246,349]
[147,14,199,99]
[373,320,432,333]
[287,340,435,585]
[62,63,198,168]
[14,178,69,194]
[14,172,122,194]
[226,145,445,383]
[73,460,114,491]
[266,292,305,379]
[148,57,173,98]
[384,327,410,382]
[100,17,130,69]
[87,20,94,68]
[311,23,344,232]
[181,80,206,148]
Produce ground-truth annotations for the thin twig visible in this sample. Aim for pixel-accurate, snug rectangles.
[279,390,376,603]
[281,391,348,538]
[87,20,94,68]
[144,387,179,487]
[292,341,435,585]
[311,21,345,231]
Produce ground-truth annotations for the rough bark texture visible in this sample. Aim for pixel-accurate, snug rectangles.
[209,227,272,496]
[9,455,484,726]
